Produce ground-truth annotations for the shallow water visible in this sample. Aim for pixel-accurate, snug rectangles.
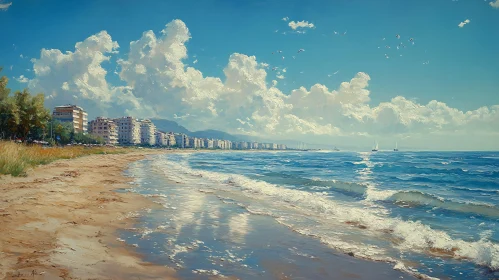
[121,151,499,279]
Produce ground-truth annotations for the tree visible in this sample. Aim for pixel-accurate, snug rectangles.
[14,89,51,141]
[0,68,20,139]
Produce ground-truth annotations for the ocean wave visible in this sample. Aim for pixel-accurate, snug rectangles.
[152,155,499,271]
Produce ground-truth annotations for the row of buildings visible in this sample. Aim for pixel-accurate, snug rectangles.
[52,105,287,150]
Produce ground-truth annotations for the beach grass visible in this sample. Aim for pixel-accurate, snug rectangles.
[0,141,128,177]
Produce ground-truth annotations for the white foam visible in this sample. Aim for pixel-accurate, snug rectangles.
[151,155,499,271]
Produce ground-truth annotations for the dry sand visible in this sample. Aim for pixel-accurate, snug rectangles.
[0,150,177,280]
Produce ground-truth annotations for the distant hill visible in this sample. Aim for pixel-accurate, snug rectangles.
[150,118,190,134]
[190,130,242,142]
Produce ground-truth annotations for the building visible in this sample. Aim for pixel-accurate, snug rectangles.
[155,131,167,146]
[251,142,258,149]
[114,117,141,145]
[225,140,232,150]
[166,133,176,147]
[140,119,156,145]
[271,143,278,150]
[204,138,214,149]
[52,105,88,134]
[174,133,188,148]
[88,117,117,145]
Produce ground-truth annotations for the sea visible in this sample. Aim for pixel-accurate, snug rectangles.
[119,151,499,280]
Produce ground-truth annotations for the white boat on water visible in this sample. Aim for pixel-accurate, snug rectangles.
[394,142,399,151]
[372,141,379,152]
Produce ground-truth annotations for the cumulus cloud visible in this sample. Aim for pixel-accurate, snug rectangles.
[24,19,499,149]
[15,75,28,83]
[0,2,12,10]
[288,20,315,30]
[490,0,499,8]
[458,19,470,28]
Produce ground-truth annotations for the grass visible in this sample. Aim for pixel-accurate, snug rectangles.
[0,141,129,177]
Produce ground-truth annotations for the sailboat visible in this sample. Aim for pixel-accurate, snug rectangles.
[333,146,340,151]
[394,142,399,152]
[372,141,379,152]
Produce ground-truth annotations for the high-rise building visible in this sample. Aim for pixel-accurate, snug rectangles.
[155,131,167,146]
[52,105,88,134]
[88,117,118,145]
[174,133,188,148]
[204,138,214,149]
[166,133,176,147]
[140,119,156,146]
[114,117,141,145]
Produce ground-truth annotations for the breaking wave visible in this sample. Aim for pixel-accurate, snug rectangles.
[151,156,499,271]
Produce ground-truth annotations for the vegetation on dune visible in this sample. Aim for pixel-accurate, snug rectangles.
[0,141,128,177]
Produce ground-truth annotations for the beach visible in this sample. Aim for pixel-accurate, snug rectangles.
[0,150,177,279]
[3,150,496,279]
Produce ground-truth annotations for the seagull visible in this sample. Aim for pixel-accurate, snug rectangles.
[333,70,340,74]
[386,45,391,49]
[396,34,401,39]
[385,54,389,59]
[272,67,278,71]
[382,37,386,41]
[282,56,285,60]
[334,31,339,35]
[409,38,414,42]
[423,60,430,65]
[278,50,283,53]
[297,49,305,53]
[292,56,296,59]
[342,31,347,35]
[396,46,400,50]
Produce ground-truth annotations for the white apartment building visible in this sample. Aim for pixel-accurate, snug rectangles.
[52,105,88,134]
[204,139,214,149]
[271,143,278,150]
[251,142,258,149]
[140,119,156,146]
[155,131,167,146]
[174,133,188,148]
[88,117,118,145]
[166,133,176,147]
[114,117,141,145]
[225,140,232,150]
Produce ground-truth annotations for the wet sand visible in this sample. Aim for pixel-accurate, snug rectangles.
[0,150,177,280]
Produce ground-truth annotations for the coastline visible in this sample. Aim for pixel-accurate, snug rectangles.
[0,150,177,279]
[0,149,423,280]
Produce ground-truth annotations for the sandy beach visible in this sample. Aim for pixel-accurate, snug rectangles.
[0,150,177,280]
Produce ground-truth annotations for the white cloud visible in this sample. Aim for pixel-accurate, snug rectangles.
[288,20,315,30]
[282,17,289,21]
[193,59,198,64]
[15,75,28,83]
[490,0,499,8]
[276,74,285,79]
[458,19,470,28]
[0,2,12,10]
[25,19,499,150]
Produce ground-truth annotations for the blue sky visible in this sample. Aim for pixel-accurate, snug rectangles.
[1,0,499,149]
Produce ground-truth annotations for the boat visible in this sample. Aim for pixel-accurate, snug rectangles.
[372,141,379,152]
[333,146,340,151]
[394,142,399,151]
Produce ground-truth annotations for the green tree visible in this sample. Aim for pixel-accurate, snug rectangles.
[14,89,51,141]
[0,68,20,139]
[53,120,73,144]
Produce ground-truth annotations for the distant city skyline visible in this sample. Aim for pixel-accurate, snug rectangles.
[1,0,499,150]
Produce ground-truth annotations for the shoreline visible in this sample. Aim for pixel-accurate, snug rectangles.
[1,149,422,280]
[0,150,178,279]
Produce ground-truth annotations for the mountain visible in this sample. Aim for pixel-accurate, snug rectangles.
[150,118,190,134]
[190,130,243,142]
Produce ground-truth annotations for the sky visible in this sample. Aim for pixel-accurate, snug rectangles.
[1,0,499,150]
